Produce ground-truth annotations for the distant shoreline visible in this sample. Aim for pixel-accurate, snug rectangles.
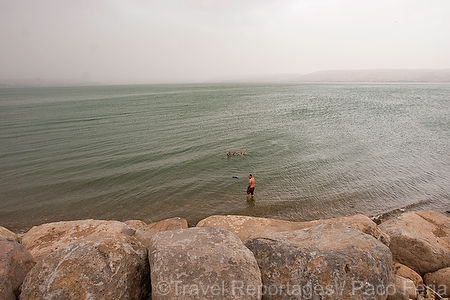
[2,69,450,87]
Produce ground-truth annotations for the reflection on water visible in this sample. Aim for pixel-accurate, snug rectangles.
[246,197,256,208]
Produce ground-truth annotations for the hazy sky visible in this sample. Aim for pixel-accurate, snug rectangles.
[1,0,449,84]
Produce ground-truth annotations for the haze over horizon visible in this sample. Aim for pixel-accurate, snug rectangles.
[1,0,450,85]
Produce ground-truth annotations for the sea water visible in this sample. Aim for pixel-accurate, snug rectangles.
[1,83,449,232]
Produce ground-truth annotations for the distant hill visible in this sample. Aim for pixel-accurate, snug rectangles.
[291,69,450,82]
[210,69,450,83]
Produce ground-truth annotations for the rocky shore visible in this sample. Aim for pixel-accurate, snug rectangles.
[1,210,449,300]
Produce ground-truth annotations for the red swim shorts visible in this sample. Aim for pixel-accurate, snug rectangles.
[247,187,255,195]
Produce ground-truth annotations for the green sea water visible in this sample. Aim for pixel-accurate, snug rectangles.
[1,83,449,232]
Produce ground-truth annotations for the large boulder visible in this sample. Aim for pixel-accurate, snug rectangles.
[20,234,150,300]
[379,211,450,275]
[424,267,450,298]
[245,222,392,300]
[0,238,35,300]
[20,219,135,261]
[149,227,262,300]
[0,226,18,242]
[197,214,390,245]
[135,217,188,247]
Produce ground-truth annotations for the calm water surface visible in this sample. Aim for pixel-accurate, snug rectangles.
[1,83,449,232]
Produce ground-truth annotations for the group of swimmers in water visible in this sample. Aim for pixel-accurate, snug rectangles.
[227,148,247,157]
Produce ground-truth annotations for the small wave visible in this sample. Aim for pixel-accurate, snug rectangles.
[370,198,434,224]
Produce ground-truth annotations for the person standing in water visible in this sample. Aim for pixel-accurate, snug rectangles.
[247,174,255,198]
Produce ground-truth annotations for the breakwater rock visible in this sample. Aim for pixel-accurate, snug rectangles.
[0,238,35,300]
[20,219,136,262]
[197,213,390,246]
[245,222,392,300]
[0,210,449,300]
[379,210,450,275]
[149,227,261,300]
[20,234,150,300]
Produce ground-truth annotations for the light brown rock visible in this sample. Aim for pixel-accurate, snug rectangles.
[135,217,188,247]
[124,219,147,230]
[387,275,417,300]
[149,227,262,300]
[197,214,390,245]
[20,234,150,300]
[393,262,423,287]
[379,211,450,275]
[0,238,35,300]
[424,267,450,298]
[21,219,135,261]
[245,222,392,300]
[0,226,18,242]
